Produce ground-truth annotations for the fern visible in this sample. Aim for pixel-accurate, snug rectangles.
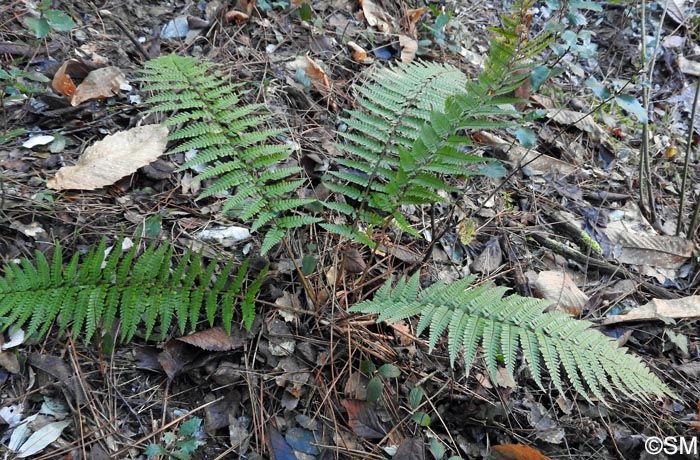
[351,273,674,402]
[322,0,550,246]
[0,238,266,342]
[140,55,321,255]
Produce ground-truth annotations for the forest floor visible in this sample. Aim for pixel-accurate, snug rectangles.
[1,0,700,459]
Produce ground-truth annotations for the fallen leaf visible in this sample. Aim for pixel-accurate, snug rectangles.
[403,7,426,35]
[341,399,386,439]
[226,10,250,24]
[52,61,77,96]
[71,66,129,106]
[528,270,588,316]
[394,437,425,460]
[16,420,71,458]
[359,0,393,32]
[268,426,297,460]
[603,295,700,324]
[399,35,418,63]
[347,41,370,63]
[47,124,168,191]
[491,444,550,460]
[177,327,247,351]
[545,109,605,139]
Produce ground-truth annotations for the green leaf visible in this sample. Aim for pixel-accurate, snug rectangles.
[478,161,507,178]
[615,94,648,123]
[412,412,431,426]
[378,363,401,378]
[360,359,376,374]
[584,77,611,99]
[514,127,537,148]
[144,444,167,456]
[179,417,202,437]
[301,254,316,275]
[24,18,50,38]
[44,9,76,31]
[366,376,383,402]
[409,386,423,409]
[430,438,446,460]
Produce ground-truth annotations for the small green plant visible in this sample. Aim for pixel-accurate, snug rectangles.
[360,360,401,402]
[0,66,50,106]
[0,238,266,342]
[22,0,75,39]
[144,417,204,460]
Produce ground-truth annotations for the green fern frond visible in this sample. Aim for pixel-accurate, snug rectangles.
[0,238,265,342]
[322,2,552,247]
[351,273,674,402]
[140,55,321,254]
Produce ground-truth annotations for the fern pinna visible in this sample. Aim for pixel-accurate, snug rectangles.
[0,239,266,342]
[140,55,321,255]
[322,0,550,246]
[352,273,674,402]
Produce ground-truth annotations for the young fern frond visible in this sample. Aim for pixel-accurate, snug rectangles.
[140,55,321,255]
[351,273,675,403]
[0,239,265,342]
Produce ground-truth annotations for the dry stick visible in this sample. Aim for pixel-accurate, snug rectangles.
[676,75,700,235]
[639,0,669,224]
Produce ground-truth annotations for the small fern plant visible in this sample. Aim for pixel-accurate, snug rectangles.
[140,55,321,255]
[0,238,266,342]
[322,0,550,247]
[352,273,674,402]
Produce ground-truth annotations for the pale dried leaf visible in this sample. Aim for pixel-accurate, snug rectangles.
[71,66,128,106]
[47,125,168,190]
[603,296,700,324]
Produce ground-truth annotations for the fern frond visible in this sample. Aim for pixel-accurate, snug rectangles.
[351,273,674,402]
[0,239,265,342]
[322,1,554,247]
[140,55,318,254]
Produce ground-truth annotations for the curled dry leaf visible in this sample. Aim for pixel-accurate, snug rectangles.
[347,41,370,63]
[71,66,129,106]
[225,10,249,24]
[359,0,393,33]
[403,7,426,34]
[399,35,418,63]
[47,124,168,191]
[287,55,331,93]
[491,444,550,460]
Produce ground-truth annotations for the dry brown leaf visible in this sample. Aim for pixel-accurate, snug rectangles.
[52,61,77,97]
[225,10,249,24]
[491,444,550,460]
[287,55,331,93]
[545,109,605,139]
[47,125,168,191]
[347,41,369,63]
[403,7,426,35]
[529,270,587,316]
[340,399,386,439]
[71,66,128,106]
[177,327,247,351]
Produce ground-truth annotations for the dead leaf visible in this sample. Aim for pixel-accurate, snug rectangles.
[177,327,248,351]
[47,124,168,191]
[359,0,393,33]
[347,41,370,63]
[475,131,576,176]
[225,10,249,23]
[399,35,418,63]
[604,228,693,269]
[341,399,386,439]
[545,109,605,139]
[158,340,202,380]
[402,7,426,35]
[52,61,77,97]
[287,55,332,94]
[491,444,550,460]
[71,66,128,106]
[344,247,366,274]
[528,270,587,316]
[394,437,425,460]
[603,296,700,324]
